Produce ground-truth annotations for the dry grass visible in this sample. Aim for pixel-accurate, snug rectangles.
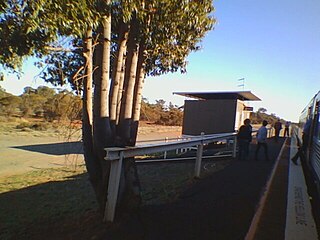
[0,166,98,240]
[0,116,82,140]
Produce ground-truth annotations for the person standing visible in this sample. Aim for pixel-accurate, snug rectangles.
[274,119,282,142]
[283,121,290,137]
[255,120,270,161]
[291,118,312,165]
[237,119,252,161]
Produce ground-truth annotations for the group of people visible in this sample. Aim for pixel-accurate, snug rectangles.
[237,117,310,165]
[237,118,291,161]
[274,119,291,141]
[237,118,269,161]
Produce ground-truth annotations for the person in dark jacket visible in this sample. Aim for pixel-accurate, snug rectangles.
[237,118,252,161]
[283,121,290,137]
[274,119,282,142]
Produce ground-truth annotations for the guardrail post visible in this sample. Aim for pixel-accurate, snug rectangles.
[164,137,168,159]
[232,135,237,158]
[194,132,204,178]
[268,128,273,138]
[104,151,124,222]
[176,136,181,154]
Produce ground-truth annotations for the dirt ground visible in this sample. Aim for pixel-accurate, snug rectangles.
[0,124,182,177]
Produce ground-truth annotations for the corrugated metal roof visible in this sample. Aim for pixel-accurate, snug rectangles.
[173,91,261,101]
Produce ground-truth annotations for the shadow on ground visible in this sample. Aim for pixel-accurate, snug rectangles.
[11,141,83,155]
[104,138,286,240]
[0,172,103,240]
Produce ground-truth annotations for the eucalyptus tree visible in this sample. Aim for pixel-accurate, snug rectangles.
[0,0,215,220]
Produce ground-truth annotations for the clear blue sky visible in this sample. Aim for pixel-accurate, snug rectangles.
[143,0,320,122]
[1,0,320,122]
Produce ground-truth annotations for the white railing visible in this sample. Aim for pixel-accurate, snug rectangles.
[103,132,238,222]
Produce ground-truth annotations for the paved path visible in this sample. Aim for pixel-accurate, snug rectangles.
[105,138,286,240]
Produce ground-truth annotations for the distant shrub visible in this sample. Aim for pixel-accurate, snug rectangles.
[16,122,32,129]
[31,123,48,131]
[20,127,33,132]
[16,122,48,131]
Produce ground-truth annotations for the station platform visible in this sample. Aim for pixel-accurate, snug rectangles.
[105,137,320,240]
[246,136,319,240]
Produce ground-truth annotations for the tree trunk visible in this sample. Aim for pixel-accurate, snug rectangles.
[100,16,111,120]
[115,20,142,218]
[94,16,112,147]
[118,25,139,145]
[131,44,146,144]
[110,23,129,132]
[116,63,125,126]
[92,16,113,212]
[82,27,103,208]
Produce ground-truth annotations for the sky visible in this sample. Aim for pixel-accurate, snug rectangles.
[1,0,320,122]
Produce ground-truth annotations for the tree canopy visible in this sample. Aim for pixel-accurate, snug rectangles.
[0,0,215,78]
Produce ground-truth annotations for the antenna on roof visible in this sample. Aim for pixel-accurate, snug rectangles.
[237,78,245,90]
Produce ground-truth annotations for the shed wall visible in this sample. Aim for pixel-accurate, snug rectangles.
[182,99,237,135]
[235,100,251,131]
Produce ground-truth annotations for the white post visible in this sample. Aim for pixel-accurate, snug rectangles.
[176,136,181,154]
[269,128,273,138]
[104,151,124,222]
[164,137,168,159]
[194,132,204,178]
[232,135,237,158]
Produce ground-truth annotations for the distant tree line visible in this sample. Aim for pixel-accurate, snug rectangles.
[0,86,283,127]
[140,98,183,126]
[0,86,183,126]
[250,107,286,126]
[0,86,82,122]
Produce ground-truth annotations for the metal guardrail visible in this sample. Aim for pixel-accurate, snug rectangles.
[102,127,276,222]
[103,132,238,222]
[105,132,237,160]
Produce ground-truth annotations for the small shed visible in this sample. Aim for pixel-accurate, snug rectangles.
[173,91,261,135]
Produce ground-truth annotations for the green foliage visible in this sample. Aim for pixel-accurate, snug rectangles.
[0,0,100,70]
[143,0,215,76]
[19,86,57,117]
[36,39,85,92]
[251,108,284,126]
[42,90,82,122]
[140,98,183,126]
[0,95,22,116]
[0,86,82,122]
[257,107,267,113]
[35,86,56,98]
[20,92,47,117]
[0,85,180,125]
[0,1,215,89]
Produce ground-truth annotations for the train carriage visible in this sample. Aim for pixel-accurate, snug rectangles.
[298,91,320,195]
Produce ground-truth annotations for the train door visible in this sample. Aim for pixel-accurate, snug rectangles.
[310,101,319,144]
[310,101,320,185]
[315,101,320,140]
